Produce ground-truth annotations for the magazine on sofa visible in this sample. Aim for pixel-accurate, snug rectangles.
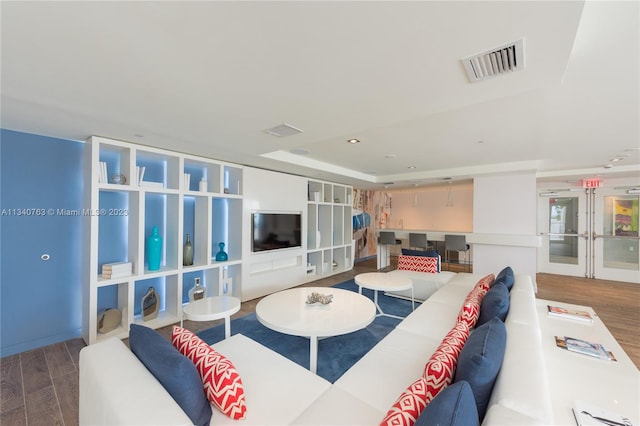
[554,336,617,361]
[573,399,634,426]
[547,305,593,323]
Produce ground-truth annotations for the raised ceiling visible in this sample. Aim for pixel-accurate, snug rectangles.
[2,1,638,189]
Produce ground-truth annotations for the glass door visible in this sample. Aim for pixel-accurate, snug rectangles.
[592,188,640,282]
[538,190,588,277]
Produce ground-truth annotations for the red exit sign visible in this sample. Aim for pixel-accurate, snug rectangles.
[582,178,601,188]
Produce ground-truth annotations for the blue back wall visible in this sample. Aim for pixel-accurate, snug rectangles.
[1,129,84,357]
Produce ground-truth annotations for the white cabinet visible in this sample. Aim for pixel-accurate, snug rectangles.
[306,179,354,280]
[82,136,243,345]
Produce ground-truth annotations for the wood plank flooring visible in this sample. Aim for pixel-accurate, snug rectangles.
[1,260,638,425]
[536,272,640,369]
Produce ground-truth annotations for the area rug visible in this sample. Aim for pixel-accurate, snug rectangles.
[197,279,417,383]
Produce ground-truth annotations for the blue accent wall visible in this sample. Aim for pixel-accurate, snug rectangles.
[1,129,84,357]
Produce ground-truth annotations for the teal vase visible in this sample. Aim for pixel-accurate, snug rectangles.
[147,225,162,271]
[215,242,228,261]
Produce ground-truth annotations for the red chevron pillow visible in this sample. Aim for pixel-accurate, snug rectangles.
[456,274,494,327]
[397,255,438,273]
[171,326,247,420]
[457,300,481,328]
[475,273,496,292]
[380,322,471,426]
[434,321,470,366]
[423,321,470,403]
[380,377,428,426]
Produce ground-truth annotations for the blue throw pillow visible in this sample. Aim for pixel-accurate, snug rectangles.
[453,317,506,421]
[477,282,510,327]
[401,248,439,257]
[494,266,514,291]
[415,381,479,426]
[129,324,211,426]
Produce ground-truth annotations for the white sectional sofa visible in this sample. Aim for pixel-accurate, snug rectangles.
[79,272,640,425]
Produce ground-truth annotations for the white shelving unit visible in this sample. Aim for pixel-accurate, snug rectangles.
[82,136,243,345]
[306,179,354,280]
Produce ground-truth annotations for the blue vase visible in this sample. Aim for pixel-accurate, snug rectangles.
[147,225,162,271]
[215,242,228,261]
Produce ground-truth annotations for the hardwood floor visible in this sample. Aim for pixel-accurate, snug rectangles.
[536,272,640,369]
[0,339,85,426]
[1,260,638,425]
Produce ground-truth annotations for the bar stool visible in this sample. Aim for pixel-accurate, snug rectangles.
[378,231,401,269]
[379,231,402,250]
[409,233,429,251]
[444,234,470,271]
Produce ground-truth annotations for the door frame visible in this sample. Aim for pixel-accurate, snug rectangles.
[592,187,640,283]
[537,189,589,277]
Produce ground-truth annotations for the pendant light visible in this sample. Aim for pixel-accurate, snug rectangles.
[446,181,454,207]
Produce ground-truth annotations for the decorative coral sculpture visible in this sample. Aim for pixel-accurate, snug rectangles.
[306,292,334,305]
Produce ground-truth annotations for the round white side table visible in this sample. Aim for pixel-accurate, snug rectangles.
[182,296,241,339]
[355,272,414,319]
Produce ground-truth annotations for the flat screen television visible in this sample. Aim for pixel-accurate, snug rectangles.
[252,212,302,253]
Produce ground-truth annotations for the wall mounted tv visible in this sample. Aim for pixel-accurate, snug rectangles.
[252,212,302,253]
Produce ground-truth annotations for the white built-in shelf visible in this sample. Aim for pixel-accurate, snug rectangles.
[83,136,244,345]
[306,179,354,281]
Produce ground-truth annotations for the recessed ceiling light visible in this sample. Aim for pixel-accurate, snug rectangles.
[134,133,144,138]
[604,164,614,169]
[610,157,624,162]
[407,165,416,169]
[290,148,310,156]
[477,140,484,144]
[347,138,360,144]
[385,154,397,159]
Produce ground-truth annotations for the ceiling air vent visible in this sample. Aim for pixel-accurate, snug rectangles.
[462,39,524,83]
[264,123,303,138]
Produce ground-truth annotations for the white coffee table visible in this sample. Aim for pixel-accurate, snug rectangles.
[355,272,414,319]
[256,287,376,374]
[182,296,241,339]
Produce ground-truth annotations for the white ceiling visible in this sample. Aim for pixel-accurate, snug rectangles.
[2,1,639,189]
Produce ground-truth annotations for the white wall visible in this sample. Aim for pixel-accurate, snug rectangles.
[241,167,308,301]
[473,172,539,280]
[474,173,537,234]
[381,182,473,232]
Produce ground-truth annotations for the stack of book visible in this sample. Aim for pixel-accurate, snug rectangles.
[101,261,132,279]
[136,165,165,188]
[98,161,108,184]
[547,304,593,323]
[183,173,191,191]
[139,181,164,188]
[136,166,164,188]
[555,336,616,361]
[136,166,146,185]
